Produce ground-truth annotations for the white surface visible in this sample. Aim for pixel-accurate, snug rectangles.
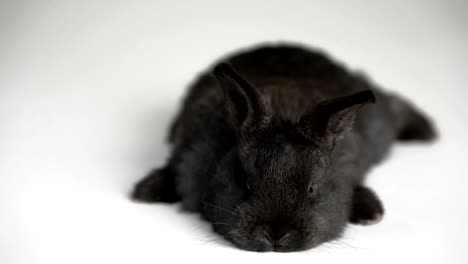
[1,0,467,263]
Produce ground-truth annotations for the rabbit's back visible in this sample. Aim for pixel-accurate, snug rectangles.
[169,44,386,144]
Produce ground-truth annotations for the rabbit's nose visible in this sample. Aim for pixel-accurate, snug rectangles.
[263,223,292,244]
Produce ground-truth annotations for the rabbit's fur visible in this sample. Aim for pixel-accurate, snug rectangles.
[132,44,436,252]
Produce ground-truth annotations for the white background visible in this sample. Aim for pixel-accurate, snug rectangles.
[1,0,467,263]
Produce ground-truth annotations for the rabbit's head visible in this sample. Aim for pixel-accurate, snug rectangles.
[205,63,375,252]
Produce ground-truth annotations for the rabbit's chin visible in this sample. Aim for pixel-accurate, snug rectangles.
[228,236,316,252]
[222,226,316,252]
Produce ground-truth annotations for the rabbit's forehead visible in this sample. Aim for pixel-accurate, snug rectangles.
[258,142,320,164]
[252,142,323,180]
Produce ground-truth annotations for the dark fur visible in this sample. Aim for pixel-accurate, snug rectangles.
[132,44,436,252]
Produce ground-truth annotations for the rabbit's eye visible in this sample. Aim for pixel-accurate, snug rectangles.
[308,184,317,197]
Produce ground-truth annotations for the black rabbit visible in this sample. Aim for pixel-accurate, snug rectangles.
[131,44,436,252]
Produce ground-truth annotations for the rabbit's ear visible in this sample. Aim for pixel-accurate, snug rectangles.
[213,63,269,133]
[298,90,376,145]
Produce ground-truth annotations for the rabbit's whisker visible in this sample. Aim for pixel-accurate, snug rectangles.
[202,201,239,216]
[212,222,240,228]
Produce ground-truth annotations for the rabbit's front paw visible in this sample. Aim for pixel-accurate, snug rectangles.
[131,167,180,203]
[349,186,384,225]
